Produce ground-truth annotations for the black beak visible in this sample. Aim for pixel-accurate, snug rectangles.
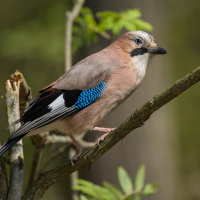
[147,46,168,55]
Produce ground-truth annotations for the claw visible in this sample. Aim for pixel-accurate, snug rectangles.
[97,132,109,146]
[96,127,116,146]
[71,148,84,166]
[122,137,125,144]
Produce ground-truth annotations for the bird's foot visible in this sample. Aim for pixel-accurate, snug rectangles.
[93,127,115,146]
[97,129,115,146]
[71,148,84,166]
[97,133,108,146]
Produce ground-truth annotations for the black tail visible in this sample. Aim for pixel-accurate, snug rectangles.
[0,135,24,156]
[1,119,21,134]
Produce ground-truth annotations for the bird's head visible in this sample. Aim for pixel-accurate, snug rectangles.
[115,30,167,57]
[112,31,167,81]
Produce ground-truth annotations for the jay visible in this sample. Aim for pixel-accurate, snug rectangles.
[0,31,167,163]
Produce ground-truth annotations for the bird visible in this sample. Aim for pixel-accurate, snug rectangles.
[0,31,167,164]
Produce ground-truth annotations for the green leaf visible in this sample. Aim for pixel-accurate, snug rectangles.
[134,194,141,200]
[103,181,123,199]
[143,183,159,195]
[73,179,116,200]
[73,179,97,197]
[96,11,119,19]
[120,9,141,20]
[134,19,153,31]
[79,194,89,200]
[122,20,137,32]
[73,185,97,197]
[96,9,153,36]
[123,194,134,200]
[135,164,145,191]
[93,184,116,200]
[73,7,99,54]
[96,11,118,32]
[77,179,94,187]
[118,166,133,194]
[81,7,97,29]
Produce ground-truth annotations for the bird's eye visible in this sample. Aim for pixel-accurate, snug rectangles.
[135,38,143,45]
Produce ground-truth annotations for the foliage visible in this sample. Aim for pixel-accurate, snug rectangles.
[73,165,158,200]
[72,8,153,54]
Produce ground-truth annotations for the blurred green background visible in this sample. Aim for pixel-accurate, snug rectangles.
[1,0,200,200]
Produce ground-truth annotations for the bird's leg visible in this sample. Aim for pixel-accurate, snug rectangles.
[93,127,116,146]
[68,133,84,166]
[92,127,115,132]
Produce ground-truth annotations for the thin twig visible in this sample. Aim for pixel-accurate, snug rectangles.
[22,65,200,199]
[45,135,72,144]
[29,147,44,185]
[45,134,96,149]
[39,135,95,172]
[93,28,112,40]
[65,0,85,71]
[28,132,49,186]
[39,144,68,173]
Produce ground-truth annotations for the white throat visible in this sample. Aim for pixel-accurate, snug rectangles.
[132,53,149,81]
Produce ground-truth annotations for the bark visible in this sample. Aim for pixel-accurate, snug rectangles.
[5,71,31,200]
[0,157,8,200]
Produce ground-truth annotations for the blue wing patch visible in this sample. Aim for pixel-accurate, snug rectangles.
[75,81,107,109]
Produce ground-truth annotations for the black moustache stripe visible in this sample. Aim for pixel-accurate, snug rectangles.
[130,47,148,57]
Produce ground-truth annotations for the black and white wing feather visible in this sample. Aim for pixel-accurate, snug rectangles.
[0,88,81,156]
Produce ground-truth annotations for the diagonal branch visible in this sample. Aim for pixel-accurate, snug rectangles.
[22,65,200,200]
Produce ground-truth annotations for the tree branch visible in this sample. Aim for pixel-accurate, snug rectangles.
[2,71,32,200]
[45,134,96,149]
[5,72,26,200]
[22,66,200,199]
[65,0,85,71]
[8,71,32,117]
[0,156,8,200]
